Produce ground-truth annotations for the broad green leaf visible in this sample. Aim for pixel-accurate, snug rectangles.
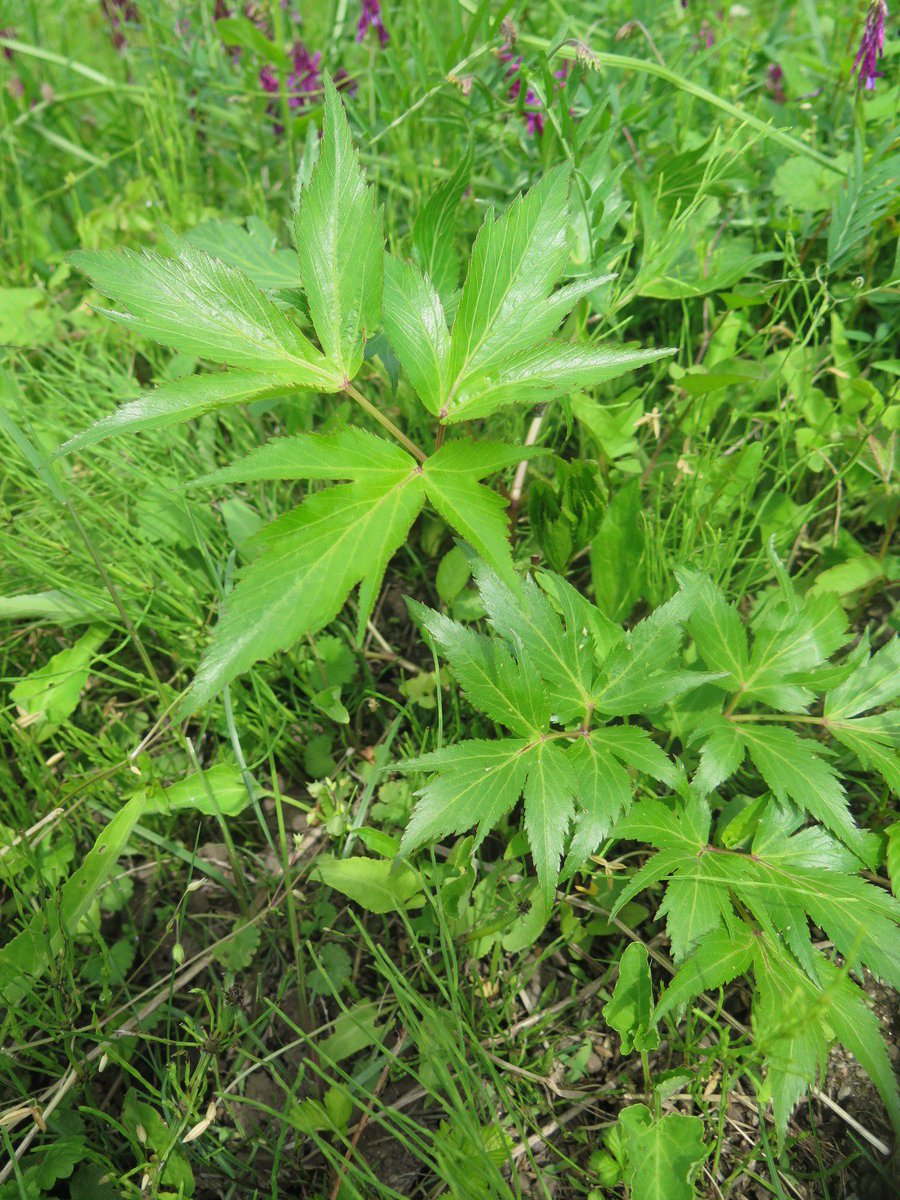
[655,926,755,1022]
[11,625,107,732]
[739,724,874,864]
[603,943,660,1054]
[408,601,549,736]
[619,1105,707,1200]
[523,740,576,902]
[422,443,520,590]
[0,589,109,625]
[382,255,449,415]
[193,426,415,486]
[315,856,424,914]
[294,74,382,377]
[186,473,426,711]
[183,216,302,290]
[57,371,309,457]
[71,240,332,379]
[411,144,472,301]
[447,340,675,423]
[400,739,533,852]
[825,636,900,719]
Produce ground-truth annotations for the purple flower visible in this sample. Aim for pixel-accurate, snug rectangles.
[499,41,568,136]
[1,28,15,61]
[853,1,889,90]
[766,63,786,103]
[357,0,389,48]
[259,45,356,135]
[101,0,139,51]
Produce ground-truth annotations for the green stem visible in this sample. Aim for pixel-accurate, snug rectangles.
[343,381,428,463]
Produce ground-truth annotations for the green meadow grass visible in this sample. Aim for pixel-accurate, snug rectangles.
[1,2,897,1197]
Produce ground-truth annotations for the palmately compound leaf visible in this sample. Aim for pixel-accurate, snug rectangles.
[294,74,383,379]
[619,1105,707,1200]
[613,796,900,986]
[70,238,333,380]
[400,736,577,903]
[603,943,660,1055]
[56,371,310,458]
[184,443,426,712]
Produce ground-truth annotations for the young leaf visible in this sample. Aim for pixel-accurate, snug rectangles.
[619,1105,707,1200]
[294,74,383,378]
[603,943,660,1054]
[71,239,332,379]
[56,371,309,458]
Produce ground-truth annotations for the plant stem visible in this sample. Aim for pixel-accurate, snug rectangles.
[343,380,428,463]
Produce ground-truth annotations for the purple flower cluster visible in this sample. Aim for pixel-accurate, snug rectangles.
[853,1,889,90]
[259,43,354,133]
[357,0,389,48]
[766,63,786,103]
[499,40,568,136]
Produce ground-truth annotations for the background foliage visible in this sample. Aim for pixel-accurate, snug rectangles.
[1,2,898,1198]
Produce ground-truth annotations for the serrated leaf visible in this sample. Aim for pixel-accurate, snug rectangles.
[682,571,748,686]
[294,74,382,377]
[619,1105,707,1200]
[183,216,302,290]
[382,255,449,415]
[71,240,331,379]
[422,443,519,589]
[399,739,533,851]
[655,926,755,1022]
[412,144,472,301]
[186,472,425,711]
[825,636,900,719]
[445,167,571,404]
[603,943,660,1054]
[566,737,632,864]
[693,719,745,795]
[475,564,593,721]
[592,726,683,789]
[57,371,308,457]
[408,600,549,735]
[739,724,874,864]
[742,591,849,710]
[193,425,415,486]
[523,740,576,902]
[447,340,675,423]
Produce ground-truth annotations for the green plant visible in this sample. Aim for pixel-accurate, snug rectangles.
[57,76,669,714]
[398,556,900,1140]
